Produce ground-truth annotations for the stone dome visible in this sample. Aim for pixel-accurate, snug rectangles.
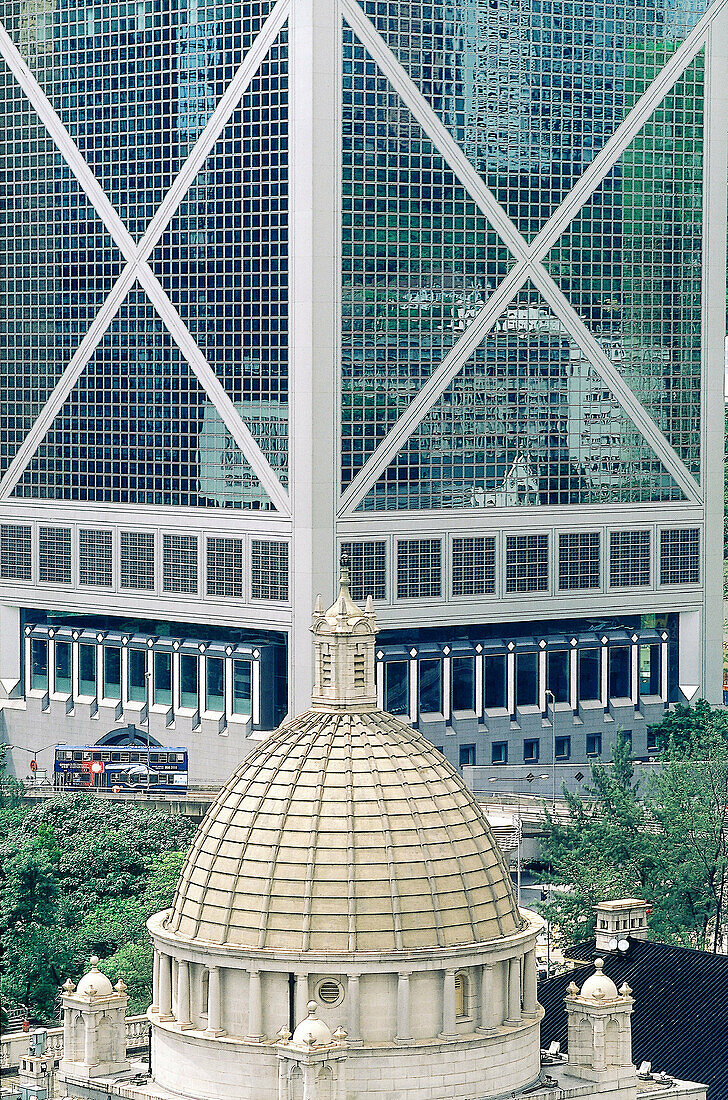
[291,1002,334,1047]
[580,959,620,1002]
[76,957,114,998]
[167,708,521,953]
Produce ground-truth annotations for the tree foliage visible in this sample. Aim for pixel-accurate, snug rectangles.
[0,794,195,1022]
[540,704,728,952]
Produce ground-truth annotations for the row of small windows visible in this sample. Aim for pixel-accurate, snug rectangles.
[0,525,289,601]
[342,529,700,602]
[456,727,658,769]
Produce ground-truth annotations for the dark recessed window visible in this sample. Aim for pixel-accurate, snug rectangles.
[491,741,508,765]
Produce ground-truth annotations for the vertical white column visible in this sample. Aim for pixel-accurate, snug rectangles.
[442,657,451,720]
[84,1018,95,1066]
[288,0,339,717]
[152,950,160,1011]
[207,966,222,1034]
[507,651,515,715]
[347,973,361,1044]
[177,960,191,1027]
[660,636,669,703]
[523,950,538,1016]
[252,657,261,726]
[475,653,483,717]
[247,968,263,1040]
[172,651,180,713]
[630,641,639,705]
[48,638,55,694]
[376,661,384,708]
[478,963,498,1032]
[409,656,418,721]
[440,969,457,1038]
[63,1005,72,1057]
[96,642,104,699]
[121,645,129,704]
[538,648,547,712]
[158,954,173,1019]
[506,957,521,1024]
[601,644,609,708]
[702,9,728,704]
[396,971,411,1042]
[0,604,21,694]
[72,638,79,700]
[224,655,233,725]
[678,610,701,702]
[294,972,309,1025]
[569,646,578,711]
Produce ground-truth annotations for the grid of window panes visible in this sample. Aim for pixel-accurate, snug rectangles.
[251,540,289,601]
[78,529,113,587]
[452,536,496,597]
[660,528,700,585]
[2,0,281,507]
[505,535,549,593]
[358,284,684,511]
[162,534,199,594]
[38,526,72,584]
[346,1,706,509]
[341,541,387,601]
[120,531,155,590]
[152,30,289,494]
[396,539,441,599]
[609,530,651,588]
[0,524,32,580]
[206,536,243,597]
[558,532,601,591]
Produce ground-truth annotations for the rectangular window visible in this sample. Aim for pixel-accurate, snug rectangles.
[79,529,113,587]
[251,540,289,601]
[418,659,442,714]
[555,735,571,760]
[179,654,198,709]
[639,644,661,696]
[452,657,475,712]
[524,738,539,763]
[39,527,72,584]
[397,539,441,599]
[484,654,506,710]
[647,727,658,752]
[452,536,496,597]
[341,541,386,601]
[153,652,172,706]
[0,524,32,580]
[578,649,601,702]
[558,532,600,591]
[491,741,508,765]
[120,531,155,590]
[609,530,650,588]
[206,657,224,712]
[660,528,700,585]
[546,651,570,704]
[609,647,631,699]
[103,647,121,700]
[459,744,476,768]
[206,537,243,598]
[232,660,252,716]
[79,644,96,696]
[516,652,538,708]
[384,661,409,716]
[162,534,198,594]
[54,641,71,694]
[30,639,48,691]
[128,649,146,702]
[505,535,549,593]
[586,733,602,756]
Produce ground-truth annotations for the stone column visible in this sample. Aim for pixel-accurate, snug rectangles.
[151,950,160,1011]
[207,966,223,1034]
[63,1008,72,1059]
[478,963,498,1033]
[84,1018,96,1066]
[294,972,309,1025]
[158,954,173,1019]
[441,969,457,1038]
[523,950,538,1016]
[177,960,191,1028]
[247,968,263,1040]
[506,957,521,1024]
[347,973,361,1044]
[396,972,412,1043]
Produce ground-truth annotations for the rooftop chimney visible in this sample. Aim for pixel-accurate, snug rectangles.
[594,898,649,952]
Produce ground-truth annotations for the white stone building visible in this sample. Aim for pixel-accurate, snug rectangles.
[58,578,710,1100]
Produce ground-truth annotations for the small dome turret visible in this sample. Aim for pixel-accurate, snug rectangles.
[75,957,114,998]
[579,958,620,1002]
[291,1002,334,1048]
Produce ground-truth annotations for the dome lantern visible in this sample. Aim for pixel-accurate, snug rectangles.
[310,559,378,710]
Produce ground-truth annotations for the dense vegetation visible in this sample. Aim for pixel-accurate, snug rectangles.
[540,701,728,951]
[0,770,196,1023]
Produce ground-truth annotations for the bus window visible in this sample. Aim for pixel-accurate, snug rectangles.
[156,753,168,763]
[73,751,82,761]
[131,752,140,763]
[111,752,121,762]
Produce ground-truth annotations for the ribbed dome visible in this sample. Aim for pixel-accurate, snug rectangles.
[167,709,521,952]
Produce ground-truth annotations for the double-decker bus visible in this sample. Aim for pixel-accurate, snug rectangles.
[54,745,188,791]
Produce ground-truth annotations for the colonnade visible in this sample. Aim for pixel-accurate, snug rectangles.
[152,948,539,1043]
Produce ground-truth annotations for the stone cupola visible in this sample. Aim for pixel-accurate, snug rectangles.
[310,562,377,710]
[565,959,635,1086]
[59,957,129,1081]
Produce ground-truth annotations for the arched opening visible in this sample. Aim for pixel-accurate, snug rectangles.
[455,972,469,1018]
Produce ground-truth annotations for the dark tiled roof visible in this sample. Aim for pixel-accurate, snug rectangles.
[539,938,728,1100]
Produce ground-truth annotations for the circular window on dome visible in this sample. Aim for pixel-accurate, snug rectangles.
[316,979,344,1008]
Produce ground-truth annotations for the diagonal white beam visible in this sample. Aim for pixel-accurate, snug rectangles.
[0,1,291,512]
[339,0,711,514]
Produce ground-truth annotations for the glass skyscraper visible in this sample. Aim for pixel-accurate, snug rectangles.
[0,0,724,784]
